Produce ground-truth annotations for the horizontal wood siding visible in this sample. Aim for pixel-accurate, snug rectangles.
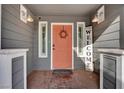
[93,16,120,73]
[1,4,34,74]
[103,55,116,89]
[12,56,24,89]
[92,5,123,73]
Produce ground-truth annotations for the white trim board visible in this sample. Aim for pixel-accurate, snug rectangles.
[0,49,28,89]
[51,23,74,70]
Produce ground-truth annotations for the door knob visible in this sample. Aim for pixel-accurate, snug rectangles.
[53,44,55,50]
[53,44,55,47]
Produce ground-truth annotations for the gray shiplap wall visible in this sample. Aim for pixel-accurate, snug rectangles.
[103,55,116,89]
[33,16,90,70]
[1,4,34,74]
[0,5,1,49]
[92,5,123,73]
[12,56,24,89]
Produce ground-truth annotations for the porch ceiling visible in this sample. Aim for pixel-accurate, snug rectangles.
[25,4,101,16]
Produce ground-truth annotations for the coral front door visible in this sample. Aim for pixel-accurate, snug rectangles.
[52,23,73,69]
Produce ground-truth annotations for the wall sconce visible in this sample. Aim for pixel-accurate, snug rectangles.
[27,15,33,22]
[92,14,99,23]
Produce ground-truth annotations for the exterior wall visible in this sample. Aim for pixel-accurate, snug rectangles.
[1,4,34,74]
[92,5,123,73]
[0,4,1,49]
[33,16,90,70]
[120,6,124,49]
[2,4,124,73]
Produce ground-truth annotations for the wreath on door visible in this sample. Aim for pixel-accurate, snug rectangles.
[59,26,68,39]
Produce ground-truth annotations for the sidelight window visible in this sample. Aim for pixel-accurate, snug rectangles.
[77,22,85,57]
[38,21,48,58]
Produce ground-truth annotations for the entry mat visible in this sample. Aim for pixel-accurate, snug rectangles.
[52,69,73,78]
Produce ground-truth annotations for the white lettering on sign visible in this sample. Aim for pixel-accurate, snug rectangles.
[83,26,93,71]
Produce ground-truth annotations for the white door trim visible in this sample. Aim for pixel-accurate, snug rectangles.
[51,23,74,70]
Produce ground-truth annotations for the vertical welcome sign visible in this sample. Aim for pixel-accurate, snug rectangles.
[83,26,93,71]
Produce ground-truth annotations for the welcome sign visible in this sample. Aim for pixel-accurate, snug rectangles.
[83,26,93,71]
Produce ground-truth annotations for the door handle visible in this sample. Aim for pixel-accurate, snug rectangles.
[53,44,55,50]
[53,44,55,47]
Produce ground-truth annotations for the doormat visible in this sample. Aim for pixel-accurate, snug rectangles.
[52,70,73,79]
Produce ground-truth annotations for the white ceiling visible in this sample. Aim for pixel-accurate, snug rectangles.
[26,4,101,16]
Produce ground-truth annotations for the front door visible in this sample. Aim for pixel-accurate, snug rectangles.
[52,23,73,69]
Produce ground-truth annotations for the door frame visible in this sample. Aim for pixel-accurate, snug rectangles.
[51,23,74,70]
